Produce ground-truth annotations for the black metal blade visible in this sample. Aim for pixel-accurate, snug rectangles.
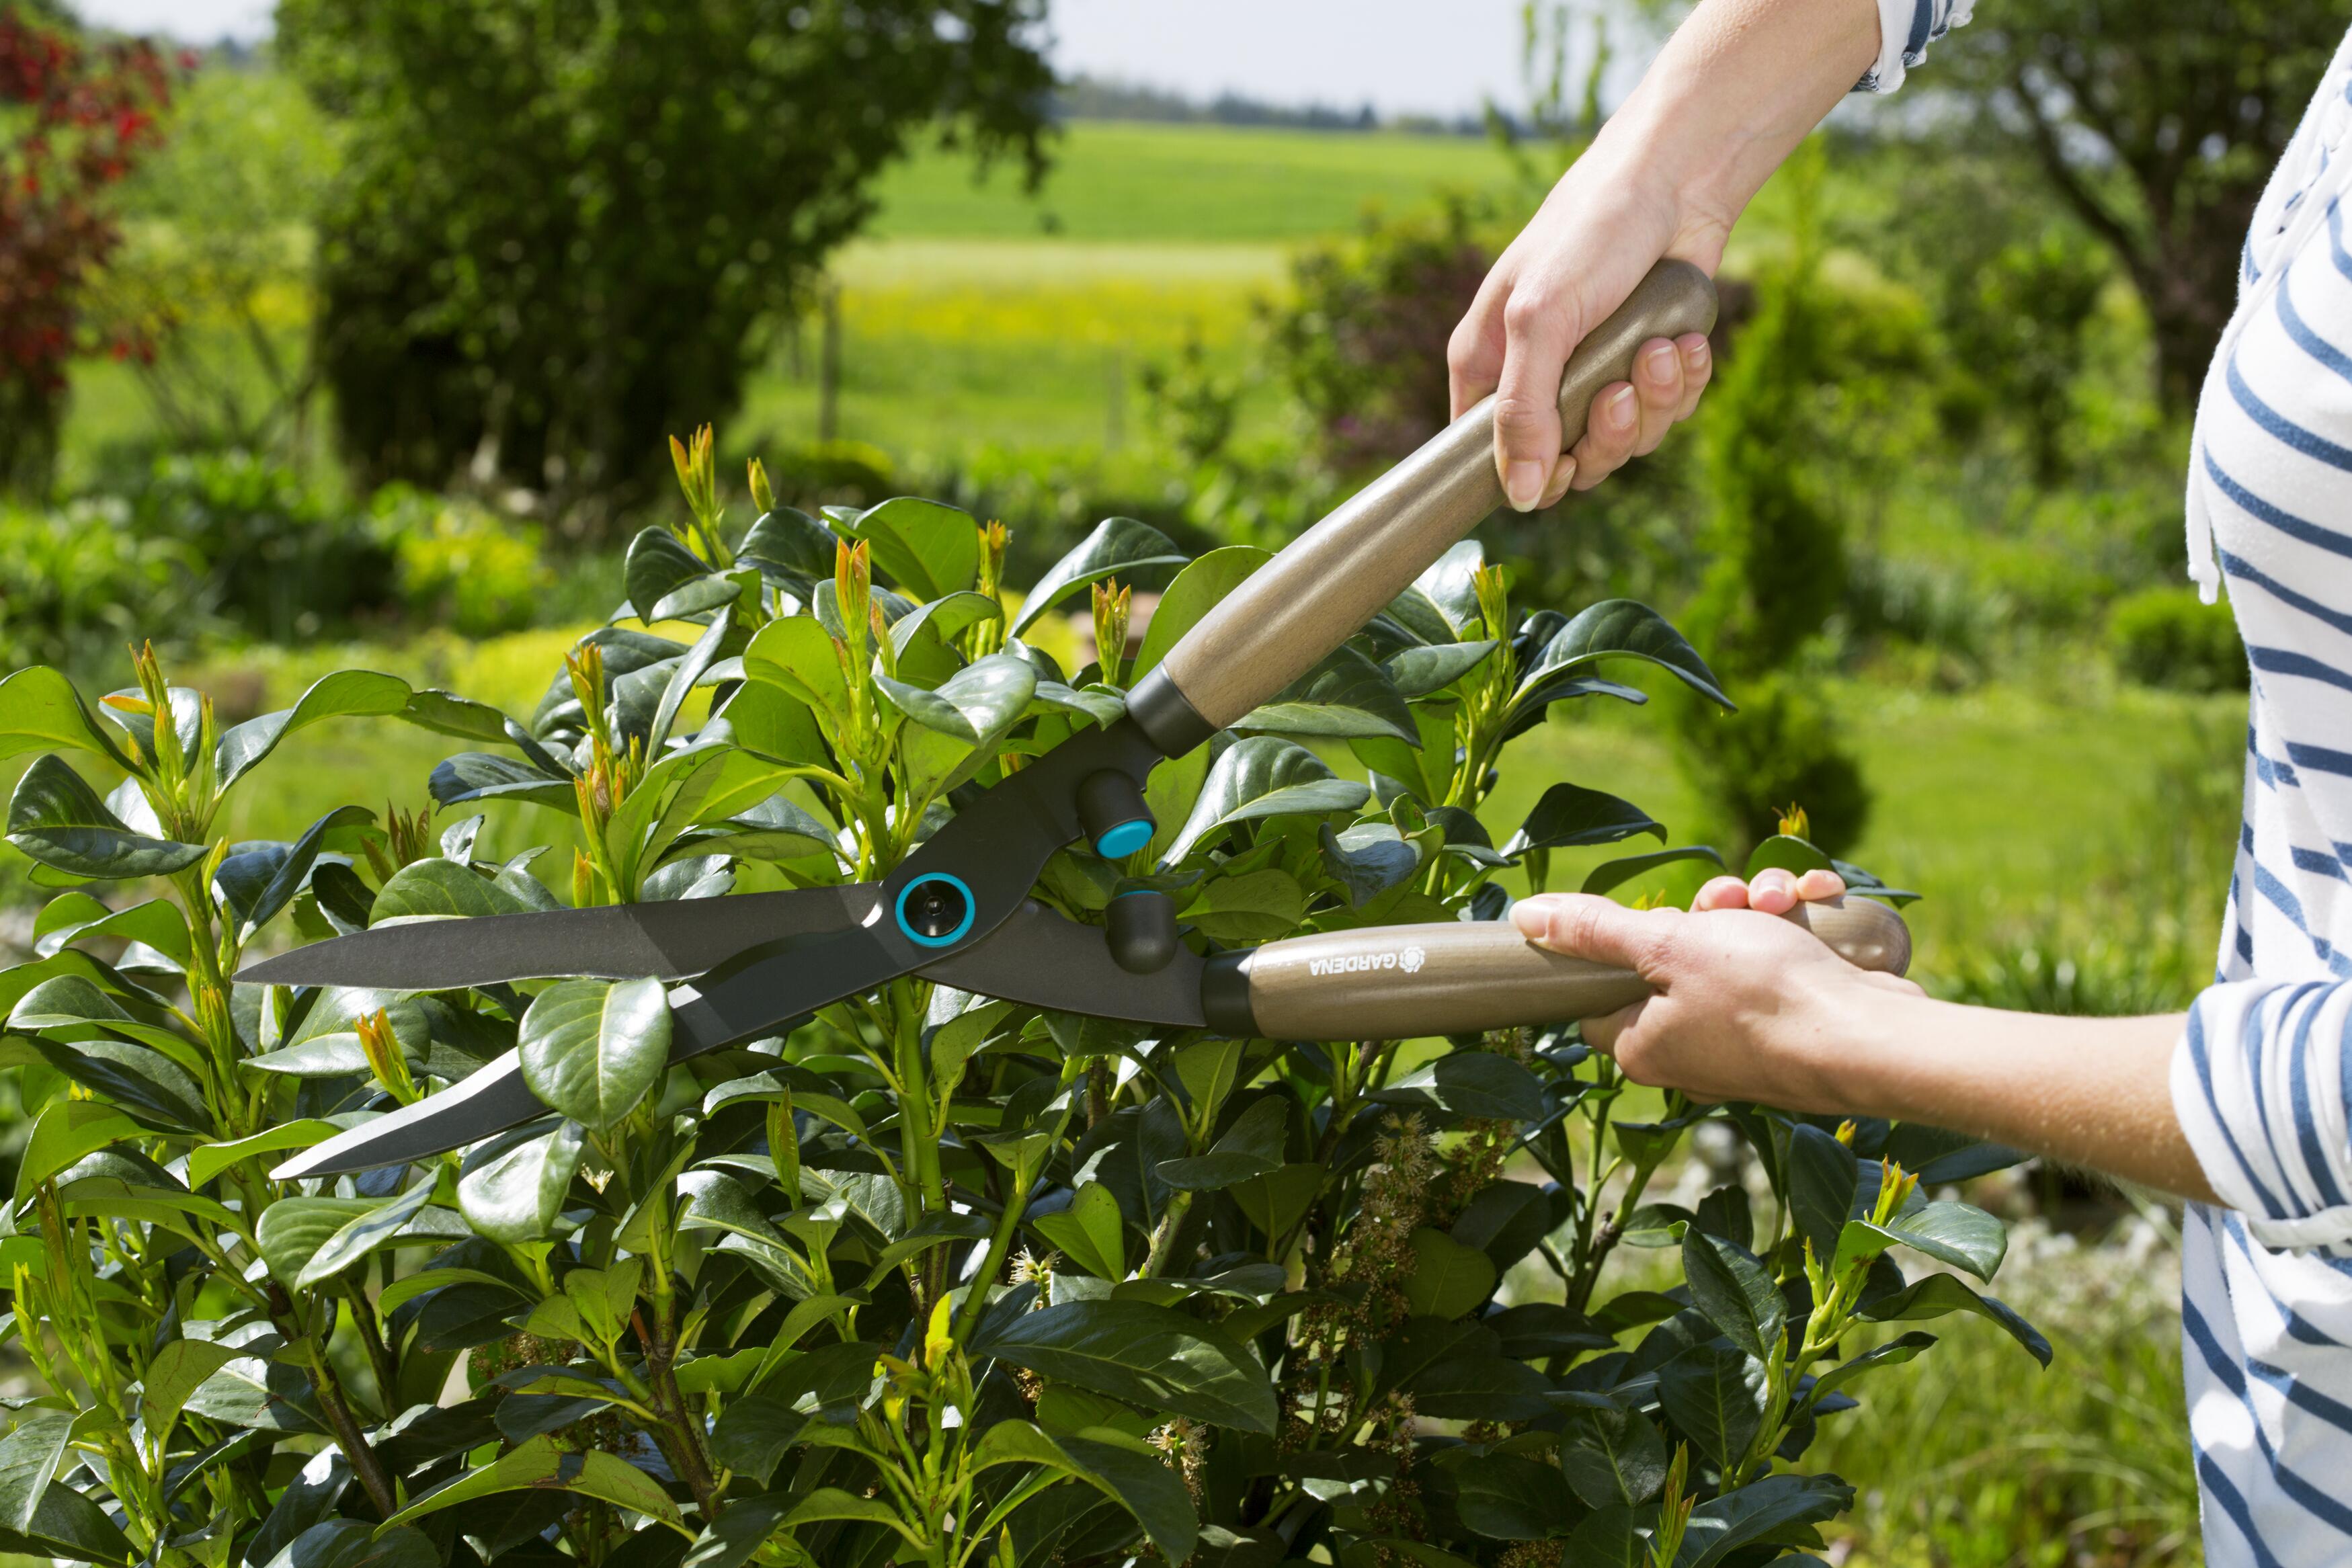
[916,901,1206,1028]
[274,889,908,1178]
[274,1053,550,1179]
[237,887,866,989]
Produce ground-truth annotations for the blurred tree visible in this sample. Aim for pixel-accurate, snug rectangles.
[277,0,1053,528]
[0,2,175,493]
[1944,1,2345,412]
[99,64,342,455]
[1677,143,1875,858]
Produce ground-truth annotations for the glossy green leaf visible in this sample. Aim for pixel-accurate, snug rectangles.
[1371,1052,1547,1122]
[1679,1473,1853,1568]
[298,1181,438,1288]
[1131,546,1271,677]
[14,1098,141,1204]
[0,1410,71,1533]
[878,653,1039,794]
[1158,1097,1288,1192]
[1805,1330,1937,1411]
[518,977,670,1130]
[1015,516,1189,634]
[214,805,374,940]
[1580,845,1726,897]
[836,495,980,600]
[428,751,577,811]
[187,1122,341,1190]
[1558,1403,1668,1510]
[215,670,413,789]
[1787,1123,1859,1266]
[1656,1345,1768,1467]
[458,1123,587,1243]
[382,1432,682,1531]
[1680,1229,1784,1361]
[624,527,725,624]
[370,857,538,922]
[1032,1182,1126,1280]
[1453,1451,1582,1540]
[1320,822,1422,908]
[1163,737,1370,861]
[1514,600,1731,709]
[973,1299,1279,1434]
[1400,1228,1498,1319]
[1382,639,1495,700]
[0,667,131,766]
[1182,868,1307,944]
[260,1520,437,1568]
[32,895,192,966]
[257,1197,381,1285]
[1235,646,1416,743]
[743,616,852,736]
[1507,782,1664,856]
[140,1339,241,1450]
[733,507,827,587]
[6,755,205,878]
[1848,1200,2006,1282]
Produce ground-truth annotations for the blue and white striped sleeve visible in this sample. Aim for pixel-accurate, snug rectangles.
[2173,981,2352,1251]
[1853,0,1973,93]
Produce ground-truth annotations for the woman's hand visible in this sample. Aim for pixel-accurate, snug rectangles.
[1508,870,1922,1110]
[1447,149,1723,512]
[1447,0,1894,512]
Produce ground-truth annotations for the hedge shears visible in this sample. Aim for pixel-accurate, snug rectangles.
[243,260,1911,1180]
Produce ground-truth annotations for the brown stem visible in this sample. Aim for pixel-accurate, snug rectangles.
[633,1309,721,1516]
[344,1276,399,1407]
[312,1363,399,1519]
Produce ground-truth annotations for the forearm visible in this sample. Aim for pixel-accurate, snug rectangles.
[1811,993,2215,1202]
[1596,0,1882,249]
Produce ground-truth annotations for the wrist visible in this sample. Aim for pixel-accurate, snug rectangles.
[1773,973,1937,1122]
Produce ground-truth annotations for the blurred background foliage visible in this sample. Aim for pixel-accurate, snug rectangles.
[7,0,2345,1559]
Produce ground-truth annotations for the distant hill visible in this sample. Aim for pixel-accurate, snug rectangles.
[1055,73,1486,138]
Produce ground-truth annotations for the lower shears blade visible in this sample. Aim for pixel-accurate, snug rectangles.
[276,890,907,1178]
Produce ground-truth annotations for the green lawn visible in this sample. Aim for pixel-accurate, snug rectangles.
[869,121,1523,242]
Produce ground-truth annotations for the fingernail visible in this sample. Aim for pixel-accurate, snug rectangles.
[1510,901,1547,938]
[1505,459,1546,511]
[1645,341,1678,378]
[1607,385,1637,427]
[1688,339,1711,370]
[1539,455,1576,507]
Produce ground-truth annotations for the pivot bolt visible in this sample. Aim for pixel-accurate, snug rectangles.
[895,872,975,947]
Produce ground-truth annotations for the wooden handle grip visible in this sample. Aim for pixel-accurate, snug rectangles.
[1133,259,1718,747]
[1219,895,1908,1042]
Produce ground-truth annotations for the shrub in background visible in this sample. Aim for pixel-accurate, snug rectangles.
[125,448,394,643]
[375,486,551,639]
[2107,585,2244,694]
[0,496,191,672]
[0,425,2043,1567]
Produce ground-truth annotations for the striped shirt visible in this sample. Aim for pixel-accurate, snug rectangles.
[2168,27,2352,1567]
[1857,9,2352,1562]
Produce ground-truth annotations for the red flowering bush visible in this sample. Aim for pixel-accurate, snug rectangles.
[0,6,177,489]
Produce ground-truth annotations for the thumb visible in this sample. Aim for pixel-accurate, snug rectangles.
[1510,893,1672,976]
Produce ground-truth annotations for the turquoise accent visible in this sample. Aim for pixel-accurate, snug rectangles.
[894,872,976,948]
[1093,819,1153,859]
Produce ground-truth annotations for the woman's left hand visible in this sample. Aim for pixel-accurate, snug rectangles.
[1508,868,1924,1110]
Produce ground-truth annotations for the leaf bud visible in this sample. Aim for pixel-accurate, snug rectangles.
[747,456,775,515]
[1091,578,1131,685]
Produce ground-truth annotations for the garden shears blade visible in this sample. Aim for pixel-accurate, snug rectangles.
[251,260,1732,1179]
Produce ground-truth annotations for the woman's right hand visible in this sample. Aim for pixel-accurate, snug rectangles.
[1447,145,1727,513]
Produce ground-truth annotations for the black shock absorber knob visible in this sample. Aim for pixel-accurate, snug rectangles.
[1106,889,1180,975]
[1077,769,1155,860]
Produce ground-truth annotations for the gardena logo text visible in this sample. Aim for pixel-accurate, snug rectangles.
[1307,944,1426,978]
